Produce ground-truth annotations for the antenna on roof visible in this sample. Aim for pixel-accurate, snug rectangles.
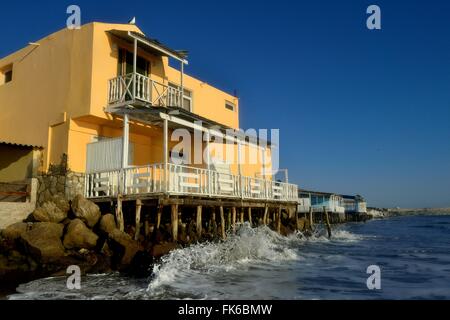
[128,17,136,25]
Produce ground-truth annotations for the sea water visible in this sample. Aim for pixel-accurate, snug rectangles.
[7,214,450,300]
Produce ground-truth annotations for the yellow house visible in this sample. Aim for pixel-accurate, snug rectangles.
[0,22,297,212]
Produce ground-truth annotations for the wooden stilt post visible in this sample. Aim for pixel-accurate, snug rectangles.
[232,207,237,232]
[309,207,314,228]
[240,208,244,224]
[248,207,253,226]
[263,206,269,225]
[277,207,282,234]
[116,195,124,232]
[156,205,163,230]
[196,206,202,238]
[134,199,142,240]
[323,206,332,239]
[171,204,178,242]
[227,209,232,231]
[220,206,226,240]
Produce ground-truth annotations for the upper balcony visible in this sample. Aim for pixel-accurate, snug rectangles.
[108,72,183,108]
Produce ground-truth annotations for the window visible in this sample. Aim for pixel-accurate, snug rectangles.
[225,101,235,111]
[1,65,13,85]
[118,49,149,76]
[169,83,193,111]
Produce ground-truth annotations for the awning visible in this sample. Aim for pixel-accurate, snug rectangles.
[0,141,43,148]
[108,30,189,64]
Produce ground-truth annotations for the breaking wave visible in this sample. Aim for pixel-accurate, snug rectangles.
[8,223,363,300]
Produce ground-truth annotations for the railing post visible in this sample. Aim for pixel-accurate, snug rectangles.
[133,38,137,100]
[163,117,169,193]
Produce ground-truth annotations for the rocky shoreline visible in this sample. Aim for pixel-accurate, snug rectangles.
[0,195,181,295]
[1,194,310,297]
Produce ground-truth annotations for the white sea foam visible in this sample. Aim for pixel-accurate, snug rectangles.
[147,223,300,294]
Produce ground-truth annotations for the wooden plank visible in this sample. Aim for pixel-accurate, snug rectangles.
[277,207,282,234]
[171,204,178,241]
[232,207,237,231]
[196,206,202,237]
[220,206,226,240]
[156,205,163,229]
[248,207,253,226]
[263,206,268,225]
[116,195,124,232]
[134,199,142,240]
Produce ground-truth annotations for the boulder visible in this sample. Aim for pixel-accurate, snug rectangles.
[108,229,140,268]
[71,195,101,228]
[63,219,99,250]
[99,214,117,234]
[32,201,67,223]
[1,222,32,241]
[20,223,65,263]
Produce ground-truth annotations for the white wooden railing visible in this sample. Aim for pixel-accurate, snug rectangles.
[108,73,183,107]
[85,163,299,202]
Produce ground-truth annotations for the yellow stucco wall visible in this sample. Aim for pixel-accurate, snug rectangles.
[0,22,265,178]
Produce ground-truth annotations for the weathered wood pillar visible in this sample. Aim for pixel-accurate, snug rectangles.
[277,207,282,234]
[240,208,245,224]
[263,206,269,225]
[323,206,332,239]
[116,195,124,232]
[220,206,226,240]
[171,204,179,242]
[232,207,237,231]
[248,207,253,226]
[156,205,163,230]
[134,199,142,240]
[309,207,314,228]
[196,206,202,238]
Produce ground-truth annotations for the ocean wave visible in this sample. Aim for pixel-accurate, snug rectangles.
[147,223,300,294]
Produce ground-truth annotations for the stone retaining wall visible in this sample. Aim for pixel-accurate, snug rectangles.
[37,172,85,206]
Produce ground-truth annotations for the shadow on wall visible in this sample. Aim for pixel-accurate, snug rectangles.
[0,144,34,183]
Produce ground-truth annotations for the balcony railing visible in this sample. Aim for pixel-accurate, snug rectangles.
[108,73,183,108]
[85,163,299,203]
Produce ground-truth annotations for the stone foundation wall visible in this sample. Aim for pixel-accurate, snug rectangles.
[37,172,85,206]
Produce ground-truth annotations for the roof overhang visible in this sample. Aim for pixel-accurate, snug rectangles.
[108,30,189,65]
[106,105,272,147]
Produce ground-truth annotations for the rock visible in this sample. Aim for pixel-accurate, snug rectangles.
[32,195,70,223]
[99,214,117,234]
[1,222,32,241]
[151,243,179,259]
[108,229,139,269]
[20,223,65,263]
[71,195,101,228]
[63,219,99,250]
[32,203,65,223]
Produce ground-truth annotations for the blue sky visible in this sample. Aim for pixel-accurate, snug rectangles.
[1,0,449,208]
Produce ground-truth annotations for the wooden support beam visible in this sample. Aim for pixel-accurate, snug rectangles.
[227,209,232,231]
[134,199,142,241]
[277,207,282,234]
[171,204,179,242]
[240,208,245,224]
[156,205,163,230]
[196,206,202,238]
[248,207,253,226]
[263,206,268,225]
[309,207,314,228]
[220,206,226,240]
[116,195,124,232]
[323,206,332,239]
[232,207,237,232]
